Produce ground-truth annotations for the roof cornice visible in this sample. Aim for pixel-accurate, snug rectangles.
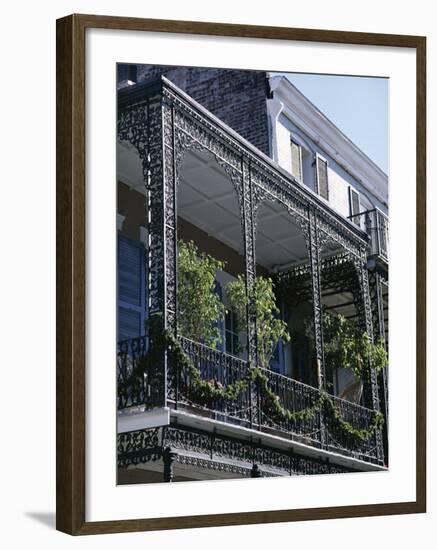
[268,75,388,207]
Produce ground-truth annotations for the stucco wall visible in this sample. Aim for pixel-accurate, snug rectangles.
[275,114,386,220]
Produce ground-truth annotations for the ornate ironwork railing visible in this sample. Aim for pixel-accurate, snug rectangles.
[349,208,389,263]
[117,335,382,463]
[325,393,379,461]
[259,368,323,446]
[172,336,252,424]
[117,335,149,409]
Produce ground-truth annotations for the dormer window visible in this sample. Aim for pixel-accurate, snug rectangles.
[290,139,303,182]
[316,154,329,200]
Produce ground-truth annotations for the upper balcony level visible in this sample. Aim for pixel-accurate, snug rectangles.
[116,76,386,471]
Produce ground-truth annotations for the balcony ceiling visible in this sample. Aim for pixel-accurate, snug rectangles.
[179,150,310,272]
[117,145,346,273]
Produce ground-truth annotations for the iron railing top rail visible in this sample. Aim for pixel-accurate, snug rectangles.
[328,389,374,413]
[118,76,370,251]
[257,364,320,392]
[247,364,376,416]
[177,334,247,364]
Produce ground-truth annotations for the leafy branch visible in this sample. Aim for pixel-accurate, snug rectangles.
[323,312,388,381]
[226,275,291,369]
[177,240,225,349]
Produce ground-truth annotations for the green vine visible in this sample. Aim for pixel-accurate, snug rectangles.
[163,330,384,441]
[119,325,384,442]
[324,397,385,441]
[164,329,254,402]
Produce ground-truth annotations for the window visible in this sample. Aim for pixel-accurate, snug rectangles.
[225,309,239,356]
[316,154,329,200]
[117,234,147,341]
[215,278,241,356]
[269,308,285,374]
[349,187,361,226]
[290,140,302,181]
[269,339,285,374]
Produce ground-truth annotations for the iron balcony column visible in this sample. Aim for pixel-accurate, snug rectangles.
[354,250,385,464]
[308,207,327,448]
[163,447,177,482]
[242,158,259,428]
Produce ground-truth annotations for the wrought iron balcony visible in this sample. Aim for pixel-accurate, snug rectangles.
[117,335,383,465]
[117,77,386,469]
[349,208,389,265]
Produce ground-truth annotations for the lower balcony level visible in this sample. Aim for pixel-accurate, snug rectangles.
[117,335,386,470]
[117,422,369,484]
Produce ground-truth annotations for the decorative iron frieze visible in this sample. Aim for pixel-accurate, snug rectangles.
[118,428,161,467]
[117,424,355,476]
[176,454,253,477]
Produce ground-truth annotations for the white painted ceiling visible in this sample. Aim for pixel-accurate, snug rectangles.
[179,150,309,272]
[256,201,307,270]
[178,150,244,252]
[117,143,347,272]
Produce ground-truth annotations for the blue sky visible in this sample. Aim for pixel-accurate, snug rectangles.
[275,73,389,174]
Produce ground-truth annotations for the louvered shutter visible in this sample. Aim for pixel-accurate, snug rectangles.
[349,187,361,226]
[269,310,285,374]
[118,234,147,341]
[316,156,329,200]
[269,339,285,374]
[290,141,302,181]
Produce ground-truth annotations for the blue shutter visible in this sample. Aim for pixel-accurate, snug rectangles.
[269,339,285,374]
[269,309,285,374]
[118,234,147,341]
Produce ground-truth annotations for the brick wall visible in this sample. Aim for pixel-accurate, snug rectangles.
[131,65,271,157]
